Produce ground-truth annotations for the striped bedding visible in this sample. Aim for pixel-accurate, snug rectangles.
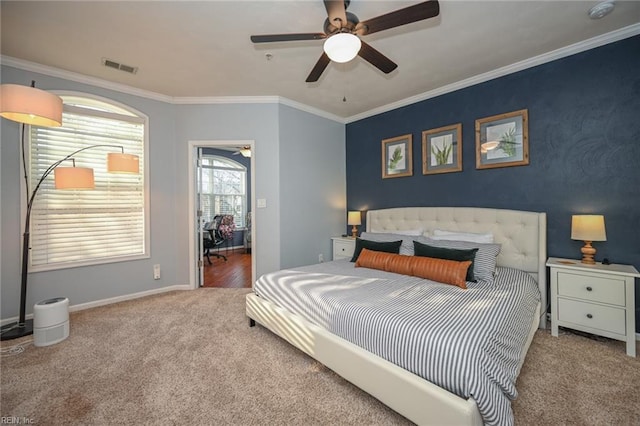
[254,260,541,426]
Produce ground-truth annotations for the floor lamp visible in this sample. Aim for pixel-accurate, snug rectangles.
[0,82,139,341]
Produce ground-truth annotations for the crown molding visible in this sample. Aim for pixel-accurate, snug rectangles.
[1,56,344,123]
[345,23,640,123]
[277,97,346,124]
[1,56,175,103]
[173,95,345,123]
[172,96,279,105]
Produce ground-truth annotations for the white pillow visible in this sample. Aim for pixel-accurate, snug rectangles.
[380,229,422,237]
[370,228,423,236]
[431,229,494,244]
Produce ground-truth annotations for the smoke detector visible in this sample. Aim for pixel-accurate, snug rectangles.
[588,1,615,19]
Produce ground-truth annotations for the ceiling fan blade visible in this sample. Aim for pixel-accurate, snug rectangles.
[358,41,397,74]
[306,52,331,83]
[250,33,326,43]
[357,0,440,36]
[323,0,348,29]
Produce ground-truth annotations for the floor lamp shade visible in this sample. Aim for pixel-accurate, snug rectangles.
[107,153,139,173]
[54,167,95,189]
[0,84,63,127]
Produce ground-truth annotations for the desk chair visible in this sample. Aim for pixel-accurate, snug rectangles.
[203,218,228,265]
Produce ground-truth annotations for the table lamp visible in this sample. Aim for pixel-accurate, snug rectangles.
[347,211,361,238]
[571,215,606,264]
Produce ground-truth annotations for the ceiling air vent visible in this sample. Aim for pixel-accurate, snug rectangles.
[101,58,138,74]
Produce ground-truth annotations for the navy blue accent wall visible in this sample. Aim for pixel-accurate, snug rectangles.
[202,147,251,248]
[346,36,640,331]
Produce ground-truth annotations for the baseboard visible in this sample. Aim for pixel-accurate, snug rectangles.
[67,285,191,312]
[1,285,191,326]
[213,244,246,251]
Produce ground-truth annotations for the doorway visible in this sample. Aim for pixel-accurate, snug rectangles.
[187,140,256,289]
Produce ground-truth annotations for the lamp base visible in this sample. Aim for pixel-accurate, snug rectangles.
[351,225,358,238]
[580,241,596,264]
[0,319,34,341]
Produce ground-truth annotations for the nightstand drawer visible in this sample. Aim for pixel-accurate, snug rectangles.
[557,272,625,306]
[558,298,626,335]
[334,241,354,259]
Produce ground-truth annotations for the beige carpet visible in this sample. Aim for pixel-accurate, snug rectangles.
[1,289,639,425]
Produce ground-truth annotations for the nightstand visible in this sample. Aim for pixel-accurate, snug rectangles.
[331,237,356,261]
[547,257,639,357]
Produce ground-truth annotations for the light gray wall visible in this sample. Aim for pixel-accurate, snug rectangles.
[1,66,179,318]
[279,104,346,268]
[173,103,281,279]
[1,64,347,320]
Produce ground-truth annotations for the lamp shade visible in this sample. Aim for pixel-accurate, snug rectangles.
[323,33,362,63]
[347,211,361,226]
[54,167,95,189]
[239,148,251,158]
[571,215,606,241]
[107,153,139,173]
[0,84,63,127]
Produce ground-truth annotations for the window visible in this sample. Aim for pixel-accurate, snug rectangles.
[199,155,246,228]
[27,94,148,270]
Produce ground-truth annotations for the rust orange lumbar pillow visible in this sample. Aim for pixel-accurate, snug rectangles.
[355,248,471,289]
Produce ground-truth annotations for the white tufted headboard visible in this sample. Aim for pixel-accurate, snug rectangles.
[366,207,547,328]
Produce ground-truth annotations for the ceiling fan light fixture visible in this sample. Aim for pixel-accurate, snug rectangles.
[323,33,361,63]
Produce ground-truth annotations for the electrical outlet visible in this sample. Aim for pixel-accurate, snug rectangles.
[153,264,161,280]
[319,254,324,263]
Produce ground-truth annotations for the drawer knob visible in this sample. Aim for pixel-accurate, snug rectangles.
[586,286,593,291]
[586,313,593,319]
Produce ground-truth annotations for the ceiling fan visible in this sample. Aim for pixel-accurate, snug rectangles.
[250,0,440,83]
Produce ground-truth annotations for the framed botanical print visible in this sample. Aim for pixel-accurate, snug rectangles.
[422,123,462,175]
[475,109,529,169]
[382,134,413,178]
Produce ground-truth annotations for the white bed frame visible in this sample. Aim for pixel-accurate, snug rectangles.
[246,207,546,425]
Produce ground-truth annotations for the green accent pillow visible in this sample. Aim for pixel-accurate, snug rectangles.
[350,238,402,262]
[413,240,478,282]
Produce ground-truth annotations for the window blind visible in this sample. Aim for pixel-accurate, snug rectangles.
[28,100,146,269]
[199,156,246,228]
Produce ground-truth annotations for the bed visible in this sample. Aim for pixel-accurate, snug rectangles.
[246,207,546,425]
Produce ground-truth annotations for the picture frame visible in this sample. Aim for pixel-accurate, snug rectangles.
[475,109,529,169]
[382,134,413,179]
[422,123,462,175]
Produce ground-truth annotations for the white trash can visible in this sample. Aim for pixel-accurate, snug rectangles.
[33,297,69,347]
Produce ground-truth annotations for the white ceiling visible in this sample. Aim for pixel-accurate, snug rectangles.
[1,1,639,121]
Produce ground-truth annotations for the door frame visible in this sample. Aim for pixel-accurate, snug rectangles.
[187,140,256,289]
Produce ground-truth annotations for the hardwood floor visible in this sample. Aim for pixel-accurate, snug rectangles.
[202,247,252,288]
